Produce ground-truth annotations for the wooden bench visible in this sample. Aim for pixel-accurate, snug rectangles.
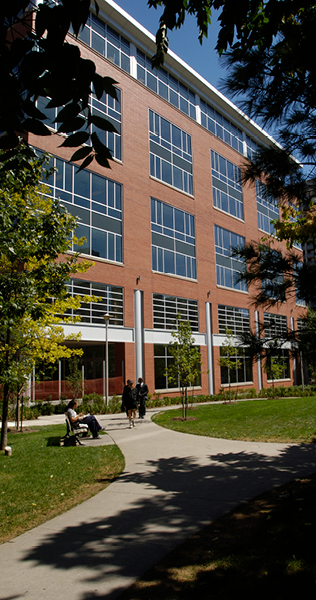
[62,414,89,446]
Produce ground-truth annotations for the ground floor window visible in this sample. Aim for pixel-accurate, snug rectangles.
[220,347,253,385]
[154,344,201,390]
[265,349,290,381]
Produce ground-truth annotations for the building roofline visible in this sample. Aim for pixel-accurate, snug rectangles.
[101,0,285,152]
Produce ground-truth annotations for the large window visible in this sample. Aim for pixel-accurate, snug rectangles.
[151,198,196,279]
[37,88,122,161]
[263,313,288,338]
[42,153,122,263]
[77,12,130,73]
[153,294,199,331]
[218,305,250,336]
[214,225,247,291]
[256,181,279,235]
[220,347,253,385]
[154,344,201,390]
[149,110,193,195]
[66,280,124,326]
[200,100,244,154]
[137,50,196,119]
[211,151,243,220]
[266,350,290,380]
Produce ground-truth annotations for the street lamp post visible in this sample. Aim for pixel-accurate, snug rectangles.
[103,313,111,406]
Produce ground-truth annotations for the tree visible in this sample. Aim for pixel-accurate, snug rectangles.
[218,328,242,402]
[0,145,95,449]
[1,0,118,170]
[166,317,201,419]
[65,355,83,400]
[236,320,294,396]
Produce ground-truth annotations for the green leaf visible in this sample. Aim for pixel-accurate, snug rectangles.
[59,132,90,147]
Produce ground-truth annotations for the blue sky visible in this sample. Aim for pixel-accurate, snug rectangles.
[112,0,225,90]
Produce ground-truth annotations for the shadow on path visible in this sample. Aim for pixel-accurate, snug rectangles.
[22,442,316,599]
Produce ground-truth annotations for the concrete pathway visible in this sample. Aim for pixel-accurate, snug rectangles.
[2,409,316,600]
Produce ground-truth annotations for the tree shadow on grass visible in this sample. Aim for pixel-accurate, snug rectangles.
[21,442,316,599]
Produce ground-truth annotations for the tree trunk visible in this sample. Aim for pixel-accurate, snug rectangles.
[15,389,20,431]
[1,382,9,450]
[1,331,11,450]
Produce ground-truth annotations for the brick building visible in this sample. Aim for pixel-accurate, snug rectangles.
[29,0,304,400]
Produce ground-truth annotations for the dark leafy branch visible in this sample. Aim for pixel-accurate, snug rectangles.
[1,0,118,170]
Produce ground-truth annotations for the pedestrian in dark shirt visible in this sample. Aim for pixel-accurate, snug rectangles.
[136,377,148,419]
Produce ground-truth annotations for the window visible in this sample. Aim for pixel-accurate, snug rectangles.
[65,280,124,326]
[256,181,279,235]
[151,198,196,279]
[77,12,130,73]
[149,110,193,195]
[266,350,290,380]
[211,151,243,219]
[218,305,250,335]
[214,225,247,291]
[137,50,196,119]
[154,344,201,390]
[200,100,244,154]
[36,87,122,161]
[220,347,253,385]
[153,294,199,331]
[263,313,288,338]
[41,153,122,263]
[246,135,259,160]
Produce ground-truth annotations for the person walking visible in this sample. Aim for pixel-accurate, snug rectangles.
[122,380,137,428]
[136,377,148,419]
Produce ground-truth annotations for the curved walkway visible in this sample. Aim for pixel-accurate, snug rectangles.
[2,409,316,600]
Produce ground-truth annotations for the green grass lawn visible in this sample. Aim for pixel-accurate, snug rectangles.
[0,424,124,544]
[152,397,316,443]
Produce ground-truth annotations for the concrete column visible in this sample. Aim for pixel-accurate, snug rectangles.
[130,43,137,79]
[205,302,214,395]
[290,316,297,385]
[134,289,144,381]
[195,94,201,125]
[254,311,262,390]
[58,360,61,401]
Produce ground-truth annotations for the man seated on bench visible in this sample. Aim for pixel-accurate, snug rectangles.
[66,400,105,439]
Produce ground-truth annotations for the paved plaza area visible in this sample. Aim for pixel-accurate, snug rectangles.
[1,409,316,600]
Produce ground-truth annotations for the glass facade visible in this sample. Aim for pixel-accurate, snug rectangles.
[137,50,196,119]
[153,294,199,331]
[263,313,288,338]
[77,12,130,73]
[66,280,124,326]
[42,153,123,263]
[149,109,193,195]
[256,180,279,235]
[37,88,122,161]
[151,197,196,279]
[220,347,253,385]
[214,225,247,291]
[211,151,243,219]
[154,344,201,390]
[218,305,250,335]
[200,100,244,154]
